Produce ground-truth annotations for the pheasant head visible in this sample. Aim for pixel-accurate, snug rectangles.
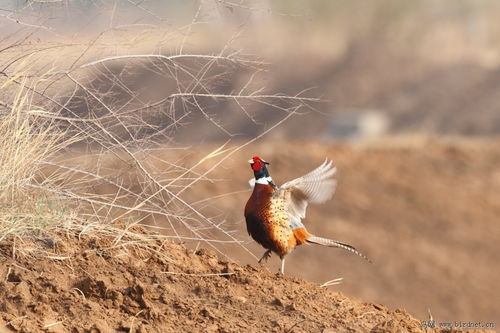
[248,156,273,185]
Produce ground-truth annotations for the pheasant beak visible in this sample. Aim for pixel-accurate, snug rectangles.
[247,159,254,164]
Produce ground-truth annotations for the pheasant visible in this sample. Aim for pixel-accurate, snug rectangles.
[244,156,370,274]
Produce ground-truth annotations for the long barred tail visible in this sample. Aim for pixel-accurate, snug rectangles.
[306,236,372,263]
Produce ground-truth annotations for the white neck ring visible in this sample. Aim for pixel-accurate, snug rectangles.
[255,176,273,185]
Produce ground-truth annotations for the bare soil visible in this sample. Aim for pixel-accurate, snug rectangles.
[0,230,425,333]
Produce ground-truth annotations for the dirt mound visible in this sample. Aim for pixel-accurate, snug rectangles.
[0,230,426,333]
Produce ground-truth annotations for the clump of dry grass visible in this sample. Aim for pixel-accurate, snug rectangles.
[0,80,163,258]
[0,80,73,242]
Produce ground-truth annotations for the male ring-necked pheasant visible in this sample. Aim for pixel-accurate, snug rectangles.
[244,156,370,274]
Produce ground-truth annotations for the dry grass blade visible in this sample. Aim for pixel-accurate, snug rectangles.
[320,277,344,288]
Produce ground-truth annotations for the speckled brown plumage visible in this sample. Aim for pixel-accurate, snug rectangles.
[244,183,305,258]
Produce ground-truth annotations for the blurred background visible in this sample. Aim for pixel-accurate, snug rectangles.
[1,0,499,324]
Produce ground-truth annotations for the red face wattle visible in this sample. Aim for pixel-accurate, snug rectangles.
[251,156,263,171]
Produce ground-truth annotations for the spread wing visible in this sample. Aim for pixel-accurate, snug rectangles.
[278,159,337,223]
